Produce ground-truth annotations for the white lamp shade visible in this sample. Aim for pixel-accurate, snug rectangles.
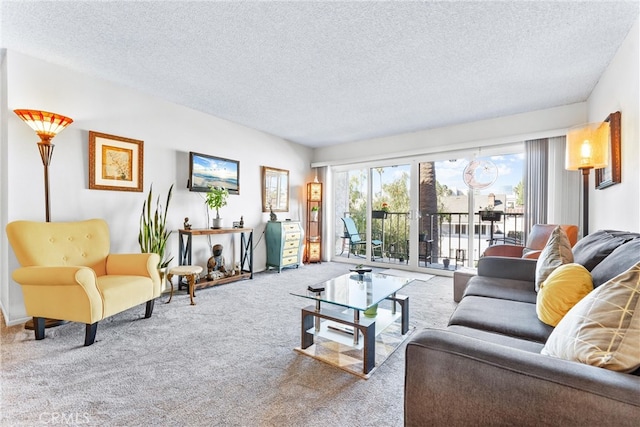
[565,121,610,170]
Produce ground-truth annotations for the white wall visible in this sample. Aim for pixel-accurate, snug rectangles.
[1,51,313,325]
[312,103,587,166]
[588,17,639,233]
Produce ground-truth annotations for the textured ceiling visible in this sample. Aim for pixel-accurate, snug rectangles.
[2,1,638,147]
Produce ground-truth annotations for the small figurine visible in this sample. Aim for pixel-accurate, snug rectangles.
[269,205,278,222]
[184,217,192,230]
[239,216,244,228]
[207,244,226,279]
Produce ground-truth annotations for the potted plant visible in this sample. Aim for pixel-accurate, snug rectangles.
[310,205,319,222]
[138,184,174,270]
[372,202,389,219]
[206,186,229,229]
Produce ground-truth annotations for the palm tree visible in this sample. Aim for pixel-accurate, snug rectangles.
[419,162,440,263]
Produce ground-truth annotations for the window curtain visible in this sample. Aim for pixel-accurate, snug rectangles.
[524,138,548,238]
[546,136,581,232]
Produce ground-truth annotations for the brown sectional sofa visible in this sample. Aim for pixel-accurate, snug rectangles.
[405,230,640,426]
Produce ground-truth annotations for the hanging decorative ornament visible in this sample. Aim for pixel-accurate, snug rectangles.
[463,159,499,190]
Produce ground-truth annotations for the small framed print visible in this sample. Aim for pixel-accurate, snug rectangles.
[595,111,621,190]
[89,131,143,192]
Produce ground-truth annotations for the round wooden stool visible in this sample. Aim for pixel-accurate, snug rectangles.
[166,265,203,305]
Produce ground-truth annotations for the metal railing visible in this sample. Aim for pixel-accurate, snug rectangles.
[339,211,525,269]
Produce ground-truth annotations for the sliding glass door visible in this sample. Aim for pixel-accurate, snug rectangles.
[332,146,524,271]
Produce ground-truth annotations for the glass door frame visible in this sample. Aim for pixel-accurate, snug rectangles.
[329,142,524,271]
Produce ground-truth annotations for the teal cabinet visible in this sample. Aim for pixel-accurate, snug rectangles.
[265,221,304,272]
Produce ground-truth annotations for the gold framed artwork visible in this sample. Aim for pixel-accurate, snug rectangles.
[595,111,621,190]
[262,166,289,212]
[89,131,143,192]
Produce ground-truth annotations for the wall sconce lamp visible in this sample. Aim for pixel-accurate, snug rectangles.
[14,109,74,222]
[565,120,610,236]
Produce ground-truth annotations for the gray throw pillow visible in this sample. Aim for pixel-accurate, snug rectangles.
[572,230,628,271]
[535,226,573,292]
[590,238,640,288]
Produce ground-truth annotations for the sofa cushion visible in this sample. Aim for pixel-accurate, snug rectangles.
[542,261,640,372]
[536,263,593,327]
[590,238,640,288]
[572,230,631,271]
[446,325,545,353]
[464,276,536,304]
[448,296,554,343]
[535,226,573,291]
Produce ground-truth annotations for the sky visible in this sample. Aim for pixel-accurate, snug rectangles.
[372,153,524,196]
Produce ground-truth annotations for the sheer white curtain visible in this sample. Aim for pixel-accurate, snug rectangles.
[547,136,581,232]
[524,138,548,238]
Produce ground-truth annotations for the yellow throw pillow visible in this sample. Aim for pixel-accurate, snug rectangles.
[536,263,593,326]
[542,261,640,372]
[535,226,573,291]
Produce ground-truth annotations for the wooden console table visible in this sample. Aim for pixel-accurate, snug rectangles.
[178,227,253,290]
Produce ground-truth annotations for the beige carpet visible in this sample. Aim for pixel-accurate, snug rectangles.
[0,262,456,426]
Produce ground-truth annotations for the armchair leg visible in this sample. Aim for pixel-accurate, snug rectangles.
[84,323,98,346]
[33,317,45,340]
[145,299,155,318]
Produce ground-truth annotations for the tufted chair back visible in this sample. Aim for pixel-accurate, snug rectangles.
[6,219,110,276]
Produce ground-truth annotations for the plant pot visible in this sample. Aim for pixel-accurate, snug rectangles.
[310,211,318,222]
[480,211,502,222]
[442,258,450,269]
[364,304,378,318]
[372,210,388,219]
[212,218,223,229]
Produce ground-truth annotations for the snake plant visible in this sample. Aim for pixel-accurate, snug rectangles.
[138,184,174,269]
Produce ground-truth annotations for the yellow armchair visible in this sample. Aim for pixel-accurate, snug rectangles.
[6,219,161,346]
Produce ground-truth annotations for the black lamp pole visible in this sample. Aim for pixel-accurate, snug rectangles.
[581,167,592,236]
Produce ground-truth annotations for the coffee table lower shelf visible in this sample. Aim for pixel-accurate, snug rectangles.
[295,295,408,378]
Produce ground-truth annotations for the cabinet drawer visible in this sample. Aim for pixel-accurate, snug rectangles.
[283,223,300,232]
[283,248,299,257]
[284,240,299,250]
[282,255,299,266]
[285,232,301,242]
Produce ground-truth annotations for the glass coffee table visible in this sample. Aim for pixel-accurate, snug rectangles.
[291,271,412,375]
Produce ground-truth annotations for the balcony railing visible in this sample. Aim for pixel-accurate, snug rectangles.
[339,211,525,269]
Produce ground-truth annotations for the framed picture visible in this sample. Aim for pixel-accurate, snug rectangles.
[262,166,289,212]
[89,131,143,192]
[188,151,240,194]
[595,111,621,190]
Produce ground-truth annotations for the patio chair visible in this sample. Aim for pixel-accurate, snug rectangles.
[341,217,383,259]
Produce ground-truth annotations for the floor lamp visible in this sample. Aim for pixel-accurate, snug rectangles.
[14,109,74,222]
[565,121,609,236]
[14,109,73,330]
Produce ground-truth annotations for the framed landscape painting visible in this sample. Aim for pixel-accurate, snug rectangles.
[89,131,143,192]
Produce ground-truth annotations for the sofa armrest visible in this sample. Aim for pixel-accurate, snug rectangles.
[477,256,537,282]
[405,329,640,427]
[13,266,98,289]
[12,266,104,323]
[106,253,161,281]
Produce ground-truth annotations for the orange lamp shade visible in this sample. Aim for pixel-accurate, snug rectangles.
[308,182,322,201]
[565,121,610,170]
[14,109,74,142]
